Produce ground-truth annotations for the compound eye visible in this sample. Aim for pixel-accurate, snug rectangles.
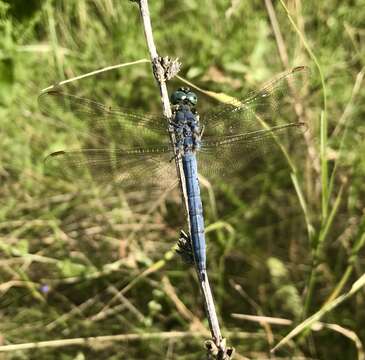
[170,90,186,105]
[187,92,198,105]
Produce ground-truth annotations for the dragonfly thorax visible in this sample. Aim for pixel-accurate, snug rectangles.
[171,103,201,154]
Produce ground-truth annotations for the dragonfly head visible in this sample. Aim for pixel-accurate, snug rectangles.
[170,87,198,107]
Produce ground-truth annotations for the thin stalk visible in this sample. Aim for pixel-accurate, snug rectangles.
[272,272,365,353]
[320,111,329,222]
[325,225,365,303]
[131,1,232,358]
[278,1,333,319]
[279,0,329,217]
[46,1,64,80]
[303,185,344,317]
[0,331,259,353]
[40,59,150,92]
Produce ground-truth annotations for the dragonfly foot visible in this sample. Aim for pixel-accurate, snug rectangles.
[176,230,194,266]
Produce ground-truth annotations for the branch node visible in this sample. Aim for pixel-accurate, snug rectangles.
[153,56,181,82]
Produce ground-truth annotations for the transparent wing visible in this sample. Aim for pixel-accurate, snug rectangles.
[38,86,169,148]
[198,122,305,179]
[40,86,180,212]
[200,66,309,137]
[45,145,177,190]
[197,66,309,178]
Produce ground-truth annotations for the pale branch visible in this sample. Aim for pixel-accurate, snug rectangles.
[131,0,234,358]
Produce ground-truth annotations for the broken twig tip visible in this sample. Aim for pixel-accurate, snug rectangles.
[153,56,181,82]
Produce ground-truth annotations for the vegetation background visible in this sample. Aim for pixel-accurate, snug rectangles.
[1,0,364,359]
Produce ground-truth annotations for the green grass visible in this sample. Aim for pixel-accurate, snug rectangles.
[1,0,365,359]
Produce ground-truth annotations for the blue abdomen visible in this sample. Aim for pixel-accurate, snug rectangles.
[182,153,206,271]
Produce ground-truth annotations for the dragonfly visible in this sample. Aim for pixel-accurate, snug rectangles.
[39,66,308,273]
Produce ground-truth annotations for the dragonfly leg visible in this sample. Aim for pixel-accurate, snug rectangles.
[168,121,176,133]
[205,339,235,360]
[176,230,194,265]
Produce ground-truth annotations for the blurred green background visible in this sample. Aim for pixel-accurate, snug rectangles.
[1,0,364,359]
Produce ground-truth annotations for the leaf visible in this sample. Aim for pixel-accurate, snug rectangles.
[271,272,365,353]
[57,259,88,278]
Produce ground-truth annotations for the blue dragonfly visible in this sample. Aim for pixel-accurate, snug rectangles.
[39,66,308,273]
